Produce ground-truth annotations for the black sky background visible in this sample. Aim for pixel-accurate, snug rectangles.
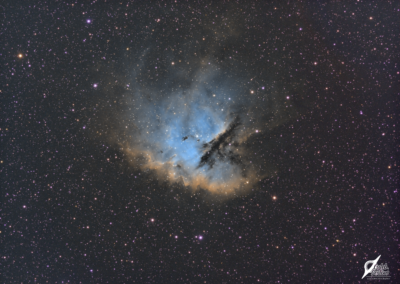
[2,1,399,283]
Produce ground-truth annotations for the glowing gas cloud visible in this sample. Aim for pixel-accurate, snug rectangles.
[94,13,290,197]
[116,64,266,195]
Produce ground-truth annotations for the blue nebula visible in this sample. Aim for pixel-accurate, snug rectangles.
[122,67,258,193]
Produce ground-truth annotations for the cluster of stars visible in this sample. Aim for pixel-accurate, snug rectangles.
[3,1,396,283]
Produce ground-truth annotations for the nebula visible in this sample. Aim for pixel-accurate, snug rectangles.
[114,64,264,195]
[93,14,290,197]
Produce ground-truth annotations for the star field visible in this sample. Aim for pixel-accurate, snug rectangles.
[2,1,399,283]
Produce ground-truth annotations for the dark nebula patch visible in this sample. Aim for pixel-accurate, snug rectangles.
[198,116,243,170]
